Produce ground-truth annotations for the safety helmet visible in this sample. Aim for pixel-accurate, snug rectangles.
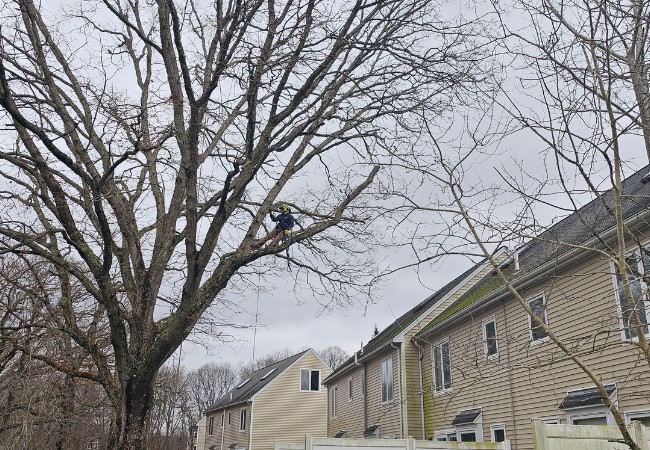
[273,202,290,213]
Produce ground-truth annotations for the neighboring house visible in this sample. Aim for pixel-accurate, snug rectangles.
[322,248,509,440]
[412,166,650,449]
[193,417,206,450]
[202,349,332,450]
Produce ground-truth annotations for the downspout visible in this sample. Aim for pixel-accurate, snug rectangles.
[412,338,426,439]
[502,300,518,449]
[391,342,404,438]
[354,346,367,432]
[248,401,254,450]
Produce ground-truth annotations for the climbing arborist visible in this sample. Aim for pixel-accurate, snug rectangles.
[252,203,295,249]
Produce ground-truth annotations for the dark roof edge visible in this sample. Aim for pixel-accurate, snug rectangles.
[413,207,650,342]
[205,399,250,414]
[325,248,510,385]
[323,343,397,385]
[205,349,311,412]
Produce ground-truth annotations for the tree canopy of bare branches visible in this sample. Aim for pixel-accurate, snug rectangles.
[0,0,491,447]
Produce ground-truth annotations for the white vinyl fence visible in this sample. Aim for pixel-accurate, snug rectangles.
[275,435,511,450]
[532,419,650,450]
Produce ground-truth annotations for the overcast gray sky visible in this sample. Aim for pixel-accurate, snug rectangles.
[180,250,473,370]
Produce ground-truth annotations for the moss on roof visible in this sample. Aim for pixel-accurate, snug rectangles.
[415,272,508,339]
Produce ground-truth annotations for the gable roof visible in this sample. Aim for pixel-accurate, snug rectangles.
[323,252,504,384]
[206,349,309,412]
[414,165,650,341]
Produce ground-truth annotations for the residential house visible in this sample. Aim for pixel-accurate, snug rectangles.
[193,417,206,450]
[412,166,650,448]
[201,349,331,450]
[322,248,509,440]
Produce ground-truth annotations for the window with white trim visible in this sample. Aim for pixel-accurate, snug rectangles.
[612,249,650,340]
[561,385,617,426]
[300,369,320,391]
[434,430,457,441]
[239,408,247,431]
[541,417,560,424]
[348,377,353,401]
[483,317,498,358]
[528,295,548,342]
[360,370,366,398]
[208,416,214,435]
[330,386,337,418]
[432,340,452,392]
[490,424,506,442]
[625,410,650,427]
[380,357,393,403]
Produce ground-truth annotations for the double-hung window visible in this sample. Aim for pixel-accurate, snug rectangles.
[613,249,650,340]
[380,358,393,403]
[208,416,214,435]
[432,340,452,392]
[483,317,498,358]
[300,369,320,391]
[528,295,548,342]
[360,370,366,398]
[330,386,337,418]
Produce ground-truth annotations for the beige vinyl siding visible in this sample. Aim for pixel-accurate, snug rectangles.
[327,366,366,438]
[205,404,251,450]
[421,253,650,449]
[364,347,401,438]
[402,259,503,439]
[251,351,331,450]
[196,417,207,450]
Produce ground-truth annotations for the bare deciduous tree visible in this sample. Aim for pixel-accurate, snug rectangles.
[0,0,490,447]
[317,345,350,370]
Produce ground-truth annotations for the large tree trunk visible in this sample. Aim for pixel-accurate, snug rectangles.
[109,375,156,450]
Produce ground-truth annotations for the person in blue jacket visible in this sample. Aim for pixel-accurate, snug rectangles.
[252,203,295,249]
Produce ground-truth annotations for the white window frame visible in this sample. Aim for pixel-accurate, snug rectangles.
[432,339,452,393]
[300,368,321,392]
[239,408,247,431]
[566,405,611,425]
[610,247,650,342]
[482,316,499,359]
[540,417,560,424]
[490,424,506,442]
[208,416,214,436]
[348,377,353,401]
[434,429,457,442]
[454,410,483,442]
[625,409,650,425]
[330,386,337,418]
[527,293,549,344]
[380,357,393,404]
[361,370,366,398]
[563,386,617,426]
[456,423,483,442]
